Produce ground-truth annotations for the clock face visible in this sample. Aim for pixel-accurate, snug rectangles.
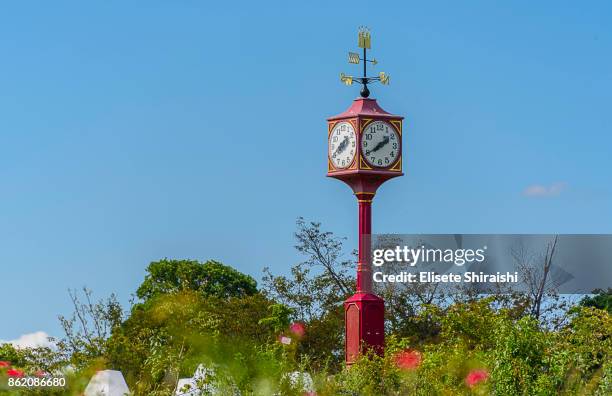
[361,120,400,168]
[329,122,357,169]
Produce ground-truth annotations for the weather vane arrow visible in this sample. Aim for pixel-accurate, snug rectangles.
[340,27,390,98]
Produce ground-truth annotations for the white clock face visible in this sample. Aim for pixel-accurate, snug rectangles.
[329,122,357,169]
[361,121,400,168]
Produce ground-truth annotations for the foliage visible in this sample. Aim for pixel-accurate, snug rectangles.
[56,287,123,369]
[0,344,80,396]
[312,302,610,396]
[105,290,279,395]
[258,304,294,333]
[0,344,64,376]
[581,288,612,314]
[136,259,258,301]
[12,218,609,395]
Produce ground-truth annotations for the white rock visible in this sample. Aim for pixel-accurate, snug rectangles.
[84,370,130,396]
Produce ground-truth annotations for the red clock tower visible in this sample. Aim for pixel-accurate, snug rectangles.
[327,28,404,365]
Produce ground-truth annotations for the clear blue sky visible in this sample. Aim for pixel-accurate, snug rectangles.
[1,1,611,342]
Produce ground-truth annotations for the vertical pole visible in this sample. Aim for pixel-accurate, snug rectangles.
[356,193,373,293]
[359,47,370,98]
[345,190,384,365]
[363,47,367,78]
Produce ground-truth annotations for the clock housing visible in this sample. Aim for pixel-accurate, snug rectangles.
[327,97,404,195]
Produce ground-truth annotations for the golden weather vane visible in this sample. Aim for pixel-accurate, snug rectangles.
[340,27,390,98]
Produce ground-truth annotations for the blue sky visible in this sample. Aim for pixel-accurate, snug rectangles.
[1,1,611,343]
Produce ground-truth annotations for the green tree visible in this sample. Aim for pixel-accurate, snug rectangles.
[262,218,355,369]
[45,221,612,395]
[56,287,123,370]
[102,259,275,394]
[581,288,612,314]
[136,259,258,301]
[0,343,63,374]
[105,291,280,395]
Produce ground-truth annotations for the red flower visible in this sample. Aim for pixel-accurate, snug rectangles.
[465,369,489,388]
[289,322,306,338]
[0,361,10,368]
[34,370,48,377]
[7,369,25,377]
[394,349,422,370]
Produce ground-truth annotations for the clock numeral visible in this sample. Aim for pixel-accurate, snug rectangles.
[390,134,395,140]
[365,133,373,140]
[378,159,383,165]
[392,143,397,149]
[385,157,389,164]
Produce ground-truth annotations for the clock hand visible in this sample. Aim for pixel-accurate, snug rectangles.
[334,136,350,156]
[365,136,390,156]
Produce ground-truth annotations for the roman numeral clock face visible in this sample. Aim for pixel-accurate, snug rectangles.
[329,122,357,169]
[361,120,400,168]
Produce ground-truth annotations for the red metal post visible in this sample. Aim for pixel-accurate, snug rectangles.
[356,193,373,293]
[344,191,384,365]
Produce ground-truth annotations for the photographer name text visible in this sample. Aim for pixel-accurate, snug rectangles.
[373,271,519,284]
[371,245,519,284]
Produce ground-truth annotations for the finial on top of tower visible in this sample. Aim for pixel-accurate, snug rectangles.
[358,26,371,49]
[340,27,390,98]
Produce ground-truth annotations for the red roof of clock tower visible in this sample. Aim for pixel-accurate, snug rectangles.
[328,97,403,121]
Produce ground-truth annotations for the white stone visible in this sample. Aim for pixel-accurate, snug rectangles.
[84,370,130,396]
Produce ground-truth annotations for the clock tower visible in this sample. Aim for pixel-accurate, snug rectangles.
[327,28,404,365]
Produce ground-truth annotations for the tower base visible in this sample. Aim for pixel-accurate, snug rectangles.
[344,292,385,365]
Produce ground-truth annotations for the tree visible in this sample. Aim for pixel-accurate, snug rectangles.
[262,218,356,369]
[581,288,612,314]
[0,343,63,373]
[136,259,258,301]
[56,287,123,369]
[263,218,355,322]
[105,291,279,395]
[512,236,563,321]
[44,222,611,395]
[292,217,354,296]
